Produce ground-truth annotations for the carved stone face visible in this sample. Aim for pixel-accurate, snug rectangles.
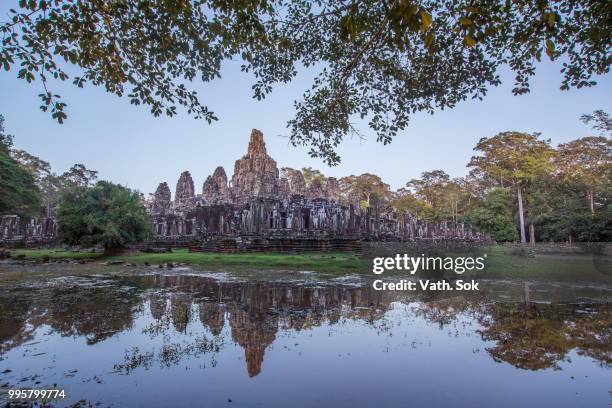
[202,167,229,204]
[152,182,172,212]
[230,129,280,206]
[175,171,195,202]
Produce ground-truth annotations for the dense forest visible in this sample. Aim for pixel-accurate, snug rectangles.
[1,112,610,244]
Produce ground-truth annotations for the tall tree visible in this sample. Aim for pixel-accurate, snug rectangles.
[407,170,450,207]
[339,173,390,209]
[466,188,518,242]
[406,170,468,221]
[555,136,612,215]
[390,188,432,219]
[468,132,555,243]
[301,167,326,187]
[60,164,99,188]
[454,176,482,220]
[9,147,98,217]
[0,117,40,217]
[1,1,609,164]
[0,149,40,217]
[534,178,610,243]
[38,173,63,217]
[0,115,14,149]
[10,149,52,183]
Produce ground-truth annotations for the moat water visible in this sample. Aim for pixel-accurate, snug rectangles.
[0,270,610,407]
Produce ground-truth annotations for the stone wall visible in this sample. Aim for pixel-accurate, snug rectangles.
[0,215,58,246]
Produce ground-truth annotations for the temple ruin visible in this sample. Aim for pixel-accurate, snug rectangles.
[0,129,486,249]
[0,215,57,246]
[146,129,485,251]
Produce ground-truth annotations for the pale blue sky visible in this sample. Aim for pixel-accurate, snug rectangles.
[0,54,610,195]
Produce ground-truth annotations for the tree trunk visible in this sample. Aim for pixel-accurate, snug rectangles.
[588,191,595,216]
[517,185,526,243]
[455,201,458,223]
[529,223,536,246]
[103,246,123,256]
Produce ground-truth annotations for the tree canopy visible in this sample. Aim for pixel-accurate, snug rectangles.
[340,173,390,209]
[468,131,555,242]
[3,115,99,217]
[580,109,612,136]
[556,136,612,214]
[0,115,40,217]
[0,147,41,218]
[1,0,610,164]
[466,187,518,241]
[58,181,150,250]
[301,167,326,187]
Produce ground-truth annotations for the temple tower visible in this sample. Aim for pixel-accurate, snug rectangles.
[230,129,280,205]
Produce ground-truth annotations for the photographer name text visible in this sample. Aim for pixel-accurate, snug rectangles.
[373,279,479,291]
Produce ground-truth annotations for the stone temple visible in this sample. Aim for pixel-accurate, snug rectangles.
[146,129,485,251]
[0,129,485,249]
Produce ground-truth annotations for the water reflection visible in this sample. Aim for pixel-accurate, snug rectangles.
[478,303,611,370]
[127,275,394,377]
[0,273,610,407]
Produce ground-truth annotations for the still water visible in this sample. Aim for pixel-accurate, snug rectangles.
[0,271,610,407]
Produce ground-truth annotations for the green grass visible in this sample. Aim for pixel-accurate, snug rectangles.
[5,245,611,282]
[114,249,361,270]
[9,248,104,260]
[7,248,362,271]
[466,245,611,283]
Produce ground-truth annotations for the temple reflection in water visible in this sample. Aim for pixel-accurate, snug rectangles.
[139,274,393,377]
[1,273,609,379]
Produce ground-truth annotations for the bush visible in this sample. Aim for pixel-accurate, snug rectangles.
[58,181,150,251]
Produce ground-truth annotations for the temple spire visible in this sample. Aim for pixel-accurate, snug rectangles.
[247,129,267,158]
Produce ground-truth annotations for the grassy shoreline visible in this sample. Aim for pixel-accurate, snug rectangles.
[1,246,610,283]
[3,248,363,271]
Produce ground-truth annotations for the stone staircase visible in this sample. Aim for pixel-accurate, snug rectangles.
[189,237,361,254]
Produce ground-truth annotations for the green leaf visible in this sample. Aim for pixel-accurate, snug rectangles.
[424,32,435,50]
[464,35,475,47]
[546,12,556,28]
[458,17,472,27]
[546,39,555,58]
[419,10,432,32]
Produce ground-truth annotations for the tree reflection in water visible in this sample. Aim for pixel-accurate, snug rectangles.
[478,303,611,370]
[0,274,609,380]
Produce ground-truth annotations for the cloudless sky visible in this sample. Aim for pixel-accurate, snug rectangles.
[0,43,610,196]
